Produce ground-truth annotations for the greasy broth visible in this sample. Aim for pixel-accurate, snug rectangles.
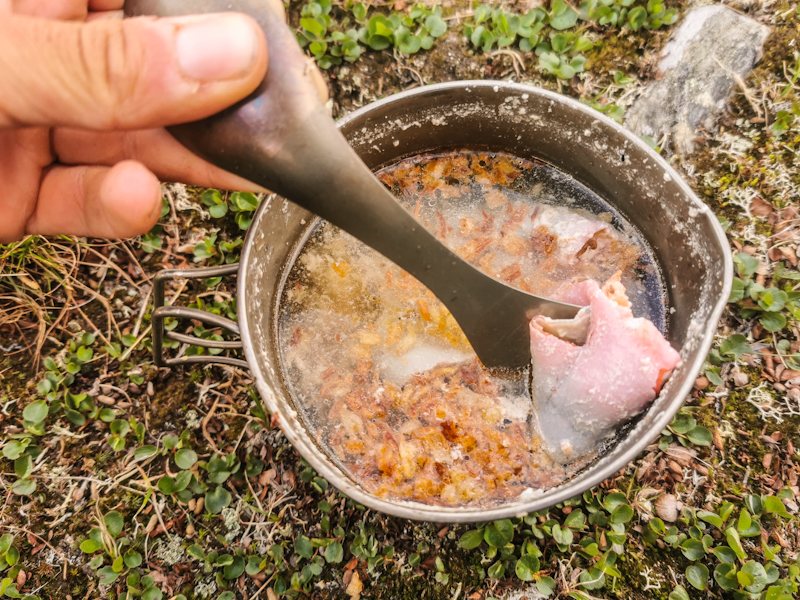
[277,151,664,507]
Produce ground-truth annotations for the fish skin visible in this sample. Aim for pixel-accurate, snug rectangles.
[529,278,681,463]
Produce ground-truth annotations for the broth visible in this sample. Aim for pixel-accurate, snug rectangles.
[277,151,665,507]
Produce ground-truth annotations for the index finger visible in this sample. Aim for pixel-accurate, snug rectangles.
[11,0,86,19]
[89,0,123,11]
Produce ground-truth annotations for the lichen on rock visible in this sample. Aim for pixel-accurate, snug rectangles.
[626,5,770,155]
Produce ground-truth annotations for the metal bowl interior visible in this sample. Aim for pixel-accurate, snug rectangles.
[237,81,732,522]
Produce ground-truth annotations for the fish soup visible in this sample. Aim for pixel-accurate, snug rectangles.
[277,151,667,508]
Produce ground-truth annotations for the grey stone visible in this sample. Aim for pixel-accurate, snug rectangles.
[625,5,770,155]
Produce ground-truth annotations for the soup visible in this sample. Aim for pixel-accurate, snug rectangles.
[277,151,664,507]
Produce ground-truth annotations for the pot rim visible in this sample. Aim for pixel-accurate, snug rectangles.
[238,80,733,522]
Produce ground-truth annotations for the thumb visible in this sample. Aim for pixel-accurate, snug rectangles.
[0,13,268,130]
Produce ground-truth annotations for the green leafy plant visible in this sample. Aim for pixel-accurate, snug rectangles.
[2,329,122,499]
[645,492,799,598]
[191,190,259,266]
[458,502,618,594]
[580,0,678,30]
[356,3,447,55]
[157,469,193,499]
[131,433,216,505]
[192,234,244,266]
[80,510,163,599]
[729,252,800,335]
[192,234,219,264]
[0,536,19,575]
[451,485,794,600]
[771,103,800,137]
[227,191,260,231]
[140,196,171,254]
[175,295,238,359]
[703,333,755,384]
[349,520,394,574]
[297,0,363,68]
[0,535,38,599]
[453,490,797,599]
[465,5,549,52]
[200,189,228,219]
[464,3,591,79]
[107,418,140,452]
[9,332,114,494]
[659,410,713,450]
[583,70,636,123]
[187,545,263,583]
[465,0,679,80]
[202,453,240,513]
[296,1,448,69]
[36,332,96,398]
[537,30,592,79]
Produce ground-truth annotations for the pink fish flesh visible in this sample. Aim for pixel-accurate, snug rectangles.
[529,276,681,463]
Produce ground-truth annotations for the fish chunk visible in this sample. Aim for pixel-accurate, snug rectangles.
[532,206,607,261]
[529,276,681,463]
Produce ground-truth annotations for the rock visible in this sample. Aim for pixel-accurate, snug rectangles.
[655,494,679,522]
[625,5,770,155]
[732,370,750,387]
[655,493,679,522]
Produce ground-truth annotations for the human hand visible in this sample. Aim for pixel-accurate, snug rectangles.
[0,0,270,243]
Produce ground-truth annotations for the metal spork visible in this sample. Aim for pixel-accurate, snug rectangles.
[125,0,581,369]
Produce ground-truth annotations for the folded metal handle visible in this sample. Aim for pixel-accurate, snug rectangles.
[152,264,248,369]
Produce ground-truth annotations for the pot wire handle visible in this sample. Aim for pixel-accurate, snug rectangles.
[153,264,248,369]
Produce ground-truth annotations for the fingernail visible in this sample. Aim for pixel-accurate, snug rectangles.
[175,15,260,81]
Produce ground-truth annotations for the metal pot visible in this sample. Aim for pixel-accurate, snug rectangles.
[153,81,732,522]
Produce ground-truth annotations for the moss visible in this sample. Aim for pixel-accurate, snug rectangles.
[726,381,799,440]
[748,6,800,90]
[147,371,198,430]
[753,220,773,237]
[719,384,799,492]
[610,548,681,600]
[692,405,720,433]
[0,352,36,399]
[585,31,654,75]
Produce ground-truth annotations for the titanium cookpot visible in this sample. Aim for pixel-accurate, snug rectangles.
[153,81,733,522]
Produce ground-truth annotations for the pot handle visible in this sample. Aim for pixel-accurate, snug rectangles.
[153,264,248,369]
